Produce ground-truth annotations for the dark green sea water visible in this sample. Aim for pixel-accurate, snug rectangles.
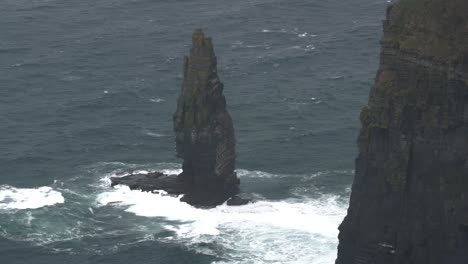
[0,0,388,263]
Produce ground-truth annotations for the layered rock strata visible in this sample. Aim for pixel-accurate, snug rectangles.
[111,30,243,207]
[336,0,468,263]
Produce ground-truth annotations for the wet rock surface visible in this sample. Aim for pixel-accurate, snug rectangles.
[111,30,242,207]
[226,195,251,206]
[336,1,468,263]
[110,172,185,195]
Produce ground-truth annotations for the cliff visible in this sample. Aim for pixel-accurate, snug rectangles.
[336,0,468,263]
[111,30,243,207]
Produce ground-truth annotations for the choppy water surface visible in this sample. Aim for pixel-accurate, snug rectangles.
[0,0,388,263]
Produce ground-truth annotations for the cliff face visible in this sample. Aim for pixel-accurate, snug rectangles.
[173,30,239,206]
[336,0,468,263]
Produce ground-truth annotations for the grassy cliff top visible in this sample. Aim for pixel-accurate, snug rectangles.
[384,0,468,67]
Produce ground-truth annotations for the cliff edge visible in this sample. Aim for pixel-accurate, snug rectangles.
[336,0,468,263]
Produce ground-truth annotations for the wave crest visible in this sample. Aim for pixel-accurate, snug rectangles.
[96,182,347,264]
[0,186,64,210]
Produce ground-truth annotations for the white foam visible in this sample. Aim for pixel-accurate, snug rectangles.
[0,186,65,210]
[97,165,183,189]
[97,183,347,264]
[235,169,327,180]
[145,131,166,137]
[261,29,287,33]
[150,98,165,103]
[133,170,149,175]
[25,211,35,226]
[306,44,316,51]
[161,168,182,175]
[235,169,277,178]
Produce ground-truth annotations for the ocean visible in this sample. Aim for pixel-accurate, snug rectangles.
[0,0,387,263]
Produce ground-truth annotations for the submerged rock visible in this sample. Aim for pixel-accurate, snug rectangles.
[111,30,241,207]
[336,0,468,263]
[226,195,251,206]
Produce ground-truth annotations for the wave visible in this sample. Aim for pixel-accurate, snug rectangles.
[97,182,347,264]
[235,169,277,178]
[230,41,270,50]
[144,131,167,137]
[0,163,348,262]
[260,28,317,38]
[150,98,165,103]
[0,186,64,210]
[99,166,328,181]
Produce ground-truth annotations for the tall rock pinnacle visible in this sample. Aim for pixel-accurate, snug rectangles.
[110,30,244,207]
[173,29,239,206]
[336,0,468,263]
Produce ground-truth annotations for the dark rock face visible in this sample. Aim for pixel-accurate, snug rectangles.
[111,172,185,195]
[173,29,239,206]
[336,1,468,264]
[226,195,251,206]
[111,30,240,207]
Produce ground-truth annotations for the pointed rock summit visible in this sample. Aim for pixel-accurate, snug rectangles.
[174,29,239,205]
[111,30,244,207]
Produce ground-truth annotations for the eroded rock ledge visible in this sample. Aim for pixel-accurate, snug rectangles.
[111,30,247,207]
[336,0,468,263]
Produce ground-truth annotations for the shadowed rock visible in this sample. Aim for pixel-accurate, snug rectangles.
[336,0,468,263]
[111,172,185,195]
[111,30,243,207]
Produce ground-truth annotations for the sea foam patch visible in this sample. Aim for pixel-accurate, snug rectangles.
[97,175,347,264]
[0,186,65,210]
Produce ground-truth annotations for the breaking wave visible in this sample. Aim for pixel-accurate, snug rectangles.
[97,174,347,264]
[0,186,64,210]
[0,163,349,263]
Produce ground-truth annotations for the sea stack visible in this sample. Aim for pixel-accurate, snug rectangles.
[336,0,468,263]
[111,30,242,207]
[173,29,239,206]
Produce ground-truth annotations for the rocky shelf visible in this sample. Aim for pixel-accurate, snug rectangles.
[110,172,249,207]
